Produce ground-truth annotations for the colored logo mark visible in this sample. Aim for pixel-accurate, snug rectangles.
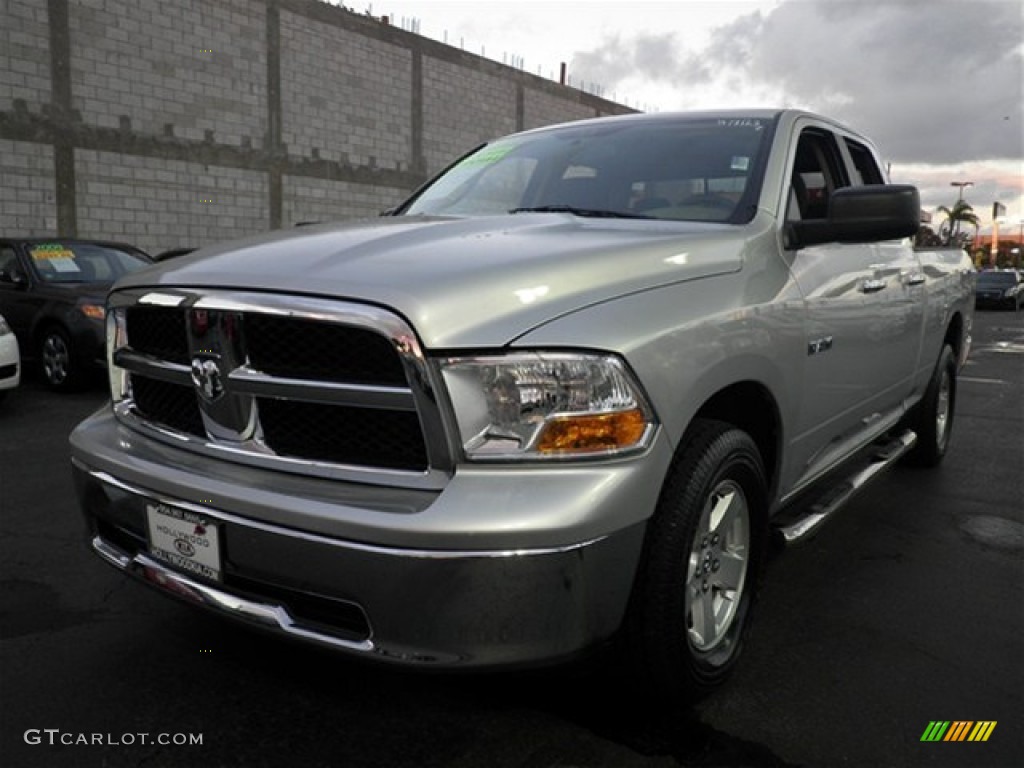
[920,721,997,742]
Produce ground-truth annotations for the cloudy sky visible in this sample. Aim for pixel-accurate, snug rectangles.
[370,0,1024,232]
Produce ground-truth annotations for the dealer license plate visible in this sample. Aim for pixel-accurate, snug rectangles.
[145,503,222,582]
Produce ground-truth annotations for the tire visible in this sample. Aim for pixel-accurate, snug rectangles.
[904,344,956,467]
[39,325,82,391]
[625,419,767,703]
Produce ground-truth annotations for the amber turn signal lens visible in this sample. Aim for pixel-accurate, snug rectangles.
[535,409,648,454]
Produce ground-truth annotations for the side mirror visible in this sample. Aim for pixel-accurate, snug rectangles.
[0,267,28,287]
[785,184,921,250]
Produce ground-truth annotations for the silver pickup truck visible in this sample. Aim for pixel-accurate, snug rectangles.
[70,109,974,700]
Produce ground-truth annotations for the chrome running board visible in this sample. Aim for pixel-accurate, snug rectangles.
[773,430,917,545]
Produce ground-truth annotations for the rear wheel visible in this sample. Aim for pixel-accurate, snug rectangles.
[904,344,956,467]
[39,326,83,391]
[626,419,767,702]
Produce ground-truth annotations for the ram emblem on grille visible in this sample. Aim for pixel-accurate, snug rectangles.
[191,355,224,403]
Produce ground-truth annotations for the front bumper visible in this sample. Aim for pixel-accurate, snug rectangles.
[974,293,1016,309]
[71,409,669,668]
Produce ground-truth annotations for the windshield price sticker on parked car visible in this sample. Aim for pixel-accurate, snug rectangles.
[29,244,80,272]
[145,503,222,582]
[29,244,76,260]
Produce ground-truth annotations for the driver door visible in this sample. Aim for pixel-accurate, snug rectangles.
[781,125,922,490]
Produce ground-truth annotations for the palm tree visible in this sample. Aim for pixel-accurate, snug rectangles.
[936,200,980,246]
[914,225,943,247]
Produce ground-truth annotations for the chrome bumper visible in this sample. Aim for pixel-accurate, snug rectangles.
[75,462,647,668]
[92,535,374,654]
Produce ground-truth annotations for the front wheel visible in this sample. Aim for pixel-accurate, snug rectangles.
[39,326,83,391]
[625,419,767,702]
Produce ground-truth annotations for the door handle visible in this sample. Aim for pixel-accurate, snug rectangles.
[860,278,887,293]
[904,272,926,287]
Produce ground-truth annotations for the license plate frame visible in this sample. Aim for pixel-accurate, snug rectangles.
[145,502,222,583]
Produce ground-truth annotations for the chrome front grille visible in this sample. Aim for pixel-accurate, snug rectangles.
[110,290,450,488]
[256,398,427,469]
[245,315,407,385]
[130,374,205,438]
[125,305,190,364]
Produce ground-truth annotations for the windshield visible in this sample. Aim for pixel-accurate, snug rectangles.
[27,242,151,284]
[400,116,777,224]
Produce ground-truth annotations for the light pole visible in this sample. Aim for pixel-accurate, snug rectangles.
[950,181,974,201]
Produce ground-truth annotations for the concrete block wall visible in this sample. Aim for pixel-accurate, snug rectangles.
[0,0,633,255]
[76,150,267,251]
[70,0,266,145]
[0,0,51,111]
[421,56,518,173]
[0,138,56,232]
[281,10,411,169]
[524,88,597,131]
[282,175,404,227]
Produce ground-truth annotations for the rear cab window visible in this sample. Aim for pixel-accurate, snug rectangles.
[843,138,886,185]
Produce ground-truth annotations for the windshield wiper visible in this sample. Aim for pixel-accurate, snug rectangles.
[509,205,653,219]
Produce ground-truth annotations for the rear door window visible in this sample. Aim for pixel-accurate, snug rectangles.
[844,139,885,185]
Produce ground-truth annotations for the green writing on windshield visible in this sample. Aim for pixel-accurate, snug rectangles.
[456,141,519,169]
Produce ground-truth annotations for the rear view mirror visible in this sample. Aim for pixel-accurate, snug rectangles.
[786,184,920,250]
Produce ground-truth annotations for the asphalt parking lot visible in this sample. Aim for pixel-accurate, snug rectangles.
[1,309,1021,768]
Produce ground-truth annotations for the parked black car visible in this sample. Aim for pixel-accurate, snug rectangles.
[0,239,153,389]
[974,269,1024,311]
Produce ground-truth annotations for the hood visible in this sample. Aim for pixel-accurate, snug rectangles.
[117,215,748,348]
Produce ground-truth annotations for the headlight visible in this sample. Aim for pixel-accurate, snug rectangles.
[0,316,11,336]
[440,352,656,460]
[106,306,129,402]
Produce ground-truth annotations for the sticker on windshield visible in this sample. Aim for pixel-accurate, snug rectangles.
[731,156,751,171]
[30,243,75,261]
[30,244,80,272]
[456,141,520,169]
[49,257,81,272]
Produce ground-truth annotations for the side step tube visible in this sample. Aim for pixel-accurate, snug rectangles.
[774,430,917,545]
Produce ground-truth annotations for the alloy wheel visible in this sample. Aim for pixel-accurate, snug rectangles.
[685,479,750,652]
[42,332,70,386]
